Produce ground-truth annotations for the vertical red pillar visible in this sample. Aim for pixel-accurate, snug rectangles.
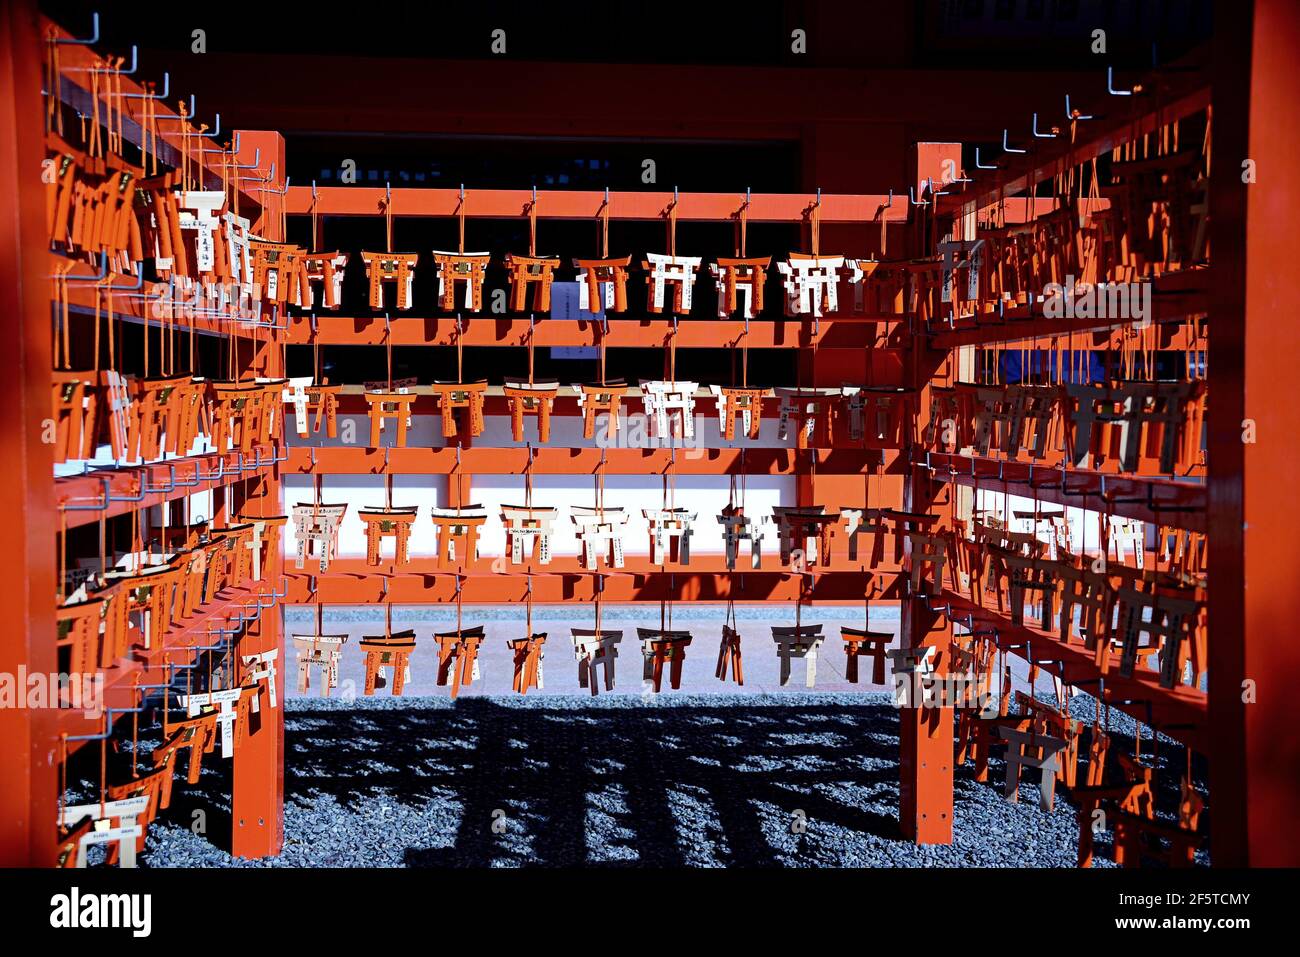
[230,131,287,859]
[897,143,961,844]
[1208,0,1300,866]
[0,0,59,866]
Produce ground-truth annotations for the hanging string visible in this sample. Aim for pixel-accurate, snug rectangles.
[46,30,64,136]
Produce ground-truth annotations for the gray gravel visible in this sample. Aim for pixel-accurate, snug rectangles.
[59,690,1207,868]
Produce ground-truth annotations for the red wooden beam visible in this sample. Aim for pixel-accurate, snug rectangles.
[288,186,905,224]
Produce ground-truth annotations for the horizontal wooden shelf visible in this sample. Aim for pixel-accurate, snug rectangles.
[58,580,285,751]
[289,186,908,224]
[935,589,1206,750]
[284,313,907,349]
[286,445,901,475]
[57,444,283,529]
[285,563,903,605]
[927,269,1209,349]
[918,450,1206,532]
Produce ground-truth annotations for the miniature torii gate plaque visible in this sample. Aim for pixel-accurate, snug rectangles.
[435,625,485,698]
[501,505,558,565]
[571,629,622,695]
[640,380,699,440]
[573,256,631,312]
[505,253,562,312]
[293,633,348,696]
[778,253,845,317]
[574,381,628,441]
[359,506,419,566]
[572,506,629,569]
[709,385,767,441]
[772,624,825,688]
[643,508,696,565]
[508,633,546,694]
[710,256,770,318]
[360,629,419,696]
[365,389,417,447]
[718,505,764,570]
[431,251,491,311]
[292,503,347,573]
[431,380,487,439]
[642,253,702,313]
[637,628,693,693]
[430,505,487,568]
[360,251,419,310]
[503,379,560,442]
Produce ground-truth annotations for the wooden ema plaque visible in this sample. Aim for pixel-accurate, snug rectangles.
[360,629,419,696]
[130,375,206,460]
[152,712,218,786]
[642,508,696,565]
[839,507,888,567]
[57,795,152,869]
[103,754,176,865]
[857,387,915,447]
[303,251,348,309]
[710,256,771,318]
[641,253,702,313]
[571,506,629,569]
[293,634,348,696]
[51,372,97,463]
[574,381,628,440]
[429,505,488,568]
[717,505,764,570]
[716,625,744,685]
[778,253,845,317]
[210,380,280,453]
[640,380,699,440]
[570,629,622,695]
[505,253,562,312]
[360,251,419,310]
[359,506,420,566]
[365,390,417,447]
[282,376,314,437]
[573,256,631,312]
[768,506,839,568]
[501,505,557,565]
[771,624,824,688]
[237,513,287,583]
[292,503,348,572]
[775,386,843,448]
[636,628,693,693]
[250,240,309,306]
[306,382,343,438]
[503,379,560,442]
[709,385,767,441]
[104,563,180,650]
[56,596,105,687]
[997,725,1069,811]
[1072,752,1155,867]
[1064,381,1204,474]
[841,627,894,684]
[431,380,488,438]
[431,251,491,311]
[508,633,546,694]
[434,625,485,698]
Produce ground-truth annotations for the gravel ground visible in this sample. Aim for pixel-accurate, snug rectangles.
[65,689,1208,868]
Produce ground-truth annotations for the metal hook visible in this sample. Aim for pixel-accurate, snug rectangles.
[67,45,137,74]
[50,251,107,283]
[1065,93,1094,121]
[974,147,999,170]
[122,72,169,101]
[1032,112,1058,139]
[1107,66,1138,96]
[908,186,929,207]
[53,12,100,45]
[1002,129,1026,154]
